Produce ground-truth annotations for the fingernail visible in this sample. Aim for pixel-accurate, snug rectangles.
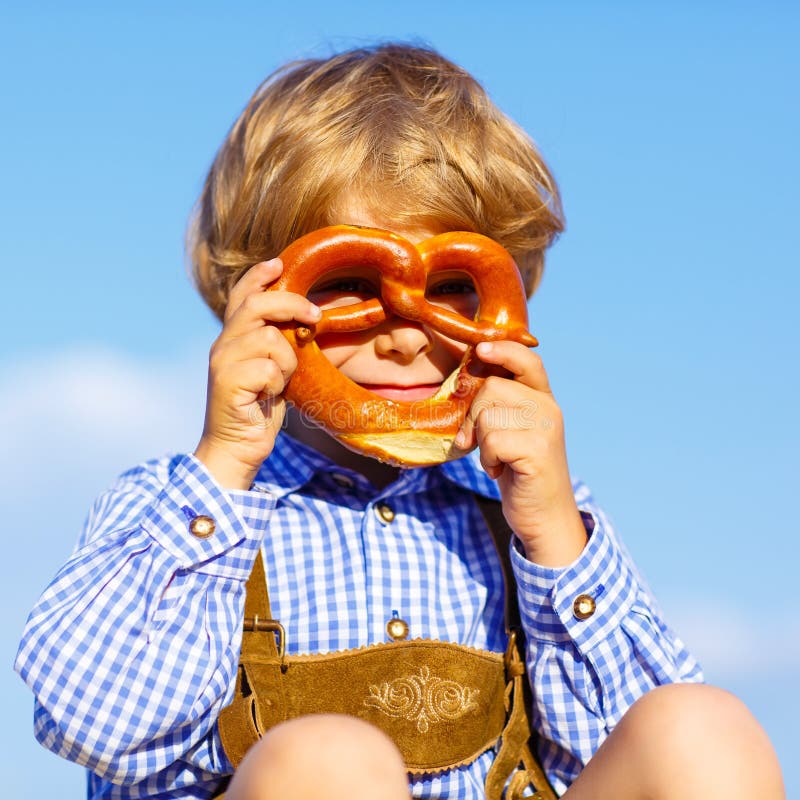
[477,342,493,355]
[309,304,322,320]
[454,429,466,448]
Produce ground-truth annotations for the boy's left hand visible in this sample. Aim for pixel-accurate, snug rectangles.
[455,341,588,567]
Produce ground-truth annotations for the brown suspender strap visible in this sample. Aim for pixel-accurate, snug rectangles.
[239,543,284,662]
[473,495,521,635]
[219,551,287,768]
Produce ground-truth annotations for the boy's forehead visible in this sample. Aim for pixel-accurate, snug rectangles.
[333,194,447,245]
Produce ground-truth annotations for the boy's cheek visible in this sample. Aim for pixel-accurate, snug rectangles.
[314,337,365,368]
[434,332,470,363]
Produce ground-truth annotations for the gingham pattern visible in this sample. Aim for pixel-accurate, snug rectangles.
[16,433,702,798]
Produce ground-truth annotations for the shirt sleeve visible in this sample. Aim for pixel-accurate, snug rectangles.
[510,481,703,792]
[14,453,275,789]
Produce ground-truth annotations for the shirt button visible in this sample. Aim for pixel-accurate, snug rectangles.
[331,473,354,489]
[386,616,410,641]
[374,502,395,524]
[573,593,596,620]
[189,515,216,539]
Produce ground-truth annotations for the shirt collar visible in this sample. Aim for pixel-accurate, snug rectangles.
[253,430,501,501]
[440,448,502,500]
[252,431,329,497]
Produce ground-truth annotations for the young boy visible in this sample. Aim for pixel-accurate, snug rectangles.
[16,44,783,800]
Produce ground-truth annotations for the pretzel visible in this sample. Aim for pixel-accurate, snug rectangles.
[270,225,537,466]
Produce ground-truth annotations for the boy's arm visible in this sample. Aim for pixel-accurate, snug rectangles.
[15,453,272,786]
[457,340,700,789]
[16,258,319,787]
[510,482,702,792]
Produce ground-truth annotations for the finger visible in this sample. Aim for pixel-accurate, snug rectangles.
[225,259,285,322]
[246,395,287,431]
[455,376,539,452]
[477,427,511,480]
[223,289,322,339]
[479,446,504,480]
[478,428,531,481]
[213,326,299,384]
[475,341,552,393]
[216,357,291,400]
[455,395,504,453]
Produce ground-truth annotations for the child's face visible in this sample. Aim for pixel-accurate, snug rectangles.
[306,204,479,402]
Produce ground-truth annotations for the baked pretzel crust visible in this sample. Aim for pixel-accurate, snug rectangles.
[271,225,537,466]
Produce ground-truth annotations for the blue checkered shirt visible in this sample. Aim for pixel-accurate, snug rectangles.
[16,432,702,798]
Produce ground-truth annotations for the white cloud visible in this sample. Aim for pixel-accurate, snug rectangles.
[667,599,800,682]
[1,343,214,637]
[1,344,208,502]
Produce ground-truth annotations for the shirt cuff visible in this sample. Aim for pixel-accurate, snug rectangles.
[511,508,638,656]
[141,454,276,579]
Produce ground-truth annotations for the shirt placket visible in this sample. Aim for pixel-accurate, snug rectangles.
[367,470,439,644]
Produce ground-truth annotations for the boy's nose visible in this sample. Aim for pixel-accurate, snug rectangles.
[374,320,433,363]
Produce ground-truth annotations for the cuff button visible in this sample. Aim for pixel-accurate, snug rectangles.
[573,593,596,620]
[189,514,216,539]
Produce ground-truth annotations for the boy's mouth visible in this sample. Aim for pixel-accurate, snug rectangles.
[359,383,442,401]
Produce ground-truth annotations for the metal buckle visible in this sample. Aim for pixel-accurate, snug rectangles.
[243,615,286,661]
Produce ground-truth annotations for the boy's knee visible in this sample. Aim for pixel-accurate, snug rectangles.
[266,713,405,773]
[618,684,783,795]
[626,684,759,743]
[228,714,409,800]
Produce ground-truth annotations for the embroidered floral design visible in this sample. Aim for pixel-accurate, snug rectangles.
[364,666,479,732]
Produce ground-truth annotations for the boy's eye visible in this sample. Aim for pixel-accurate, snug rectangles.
[308,274,380,308]
[429,279,476,296]
[426,274,479,318]
[326,278,375,293]
[333,278,376,294]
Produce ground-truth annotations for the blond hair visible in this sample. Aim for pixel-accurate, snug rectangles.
[188,43,564,319]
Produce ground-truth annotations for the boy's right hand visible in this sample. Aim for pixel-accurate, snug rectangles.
[194,258,322,490]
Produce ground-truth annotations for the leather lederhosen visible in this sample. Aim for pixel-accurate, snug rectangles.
[216,495,557,800]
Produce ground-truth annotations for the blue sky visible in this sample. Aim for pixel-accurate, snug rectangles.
[2,2,798,796]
